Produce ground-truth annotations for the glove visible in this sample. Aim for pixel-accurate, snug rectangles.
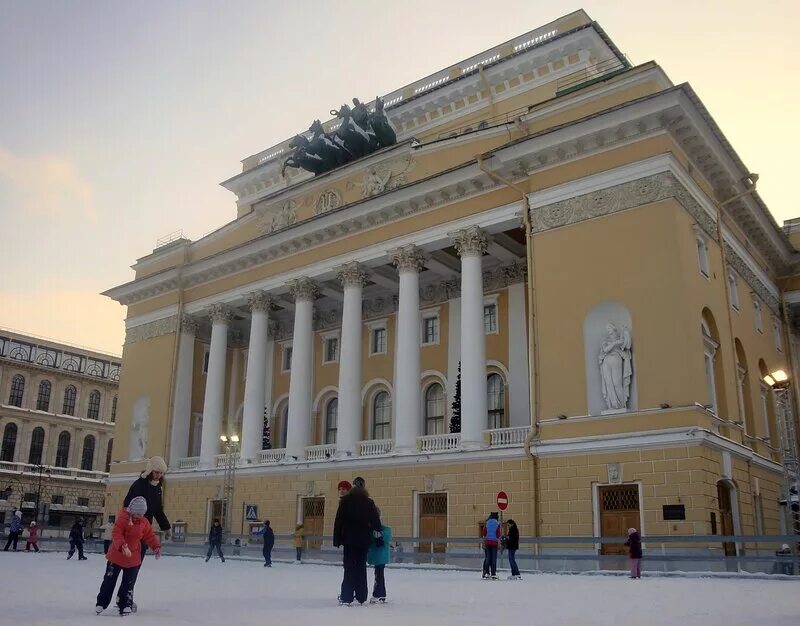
[154,547,161,560]
[373,530,384,548]
[164,531,171,540]
[121,544,132,558]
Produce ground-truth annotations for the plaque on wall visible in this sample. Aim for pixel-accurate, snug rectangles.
[662,504,686,521]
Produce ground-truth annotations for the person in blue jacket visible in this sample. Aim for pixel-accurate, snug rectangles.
[255,520,275,567]
[367,510,392,603]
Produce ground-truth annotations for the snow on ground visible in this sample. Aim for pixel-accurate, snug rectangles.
[0,552,798,626]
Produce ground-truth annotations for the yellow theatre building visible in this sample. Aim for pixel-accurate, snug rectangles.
[104,10,800,554]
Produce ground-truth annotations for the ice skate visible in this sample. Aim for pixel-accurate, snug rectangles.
[95,605,104,615]
[120,606,132,616]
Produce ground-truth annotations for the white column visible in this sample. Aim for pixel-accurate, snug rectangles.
[200,304,232,467]
[508,281,531,427]
[391,245,425,453]
[285,278,318,461]
[242,292,272,461]
[336,262,368,457]
[169,315,198,466]
[453,227,488,449]
[447,297,461,411]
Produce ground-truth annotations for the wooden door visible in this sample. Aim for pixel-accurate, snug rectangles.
[302,497,325,549]
[717,482,736,556]
[599,485,640,556]
[419,493,447,554]
[209,499,226,533]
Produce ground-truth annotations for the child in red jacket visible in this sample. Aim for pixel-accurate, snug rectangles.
[95,496,161,616]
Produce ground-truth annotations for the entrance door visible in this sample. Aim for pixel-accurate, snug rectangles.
[302,497,325,549]
[418,493,448,554]
[717,482,736,556]
[599,485,640,556]
[209,499,227,532]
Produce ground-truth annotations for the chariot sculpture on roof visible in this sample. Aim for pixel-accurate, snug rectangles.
[282,96,397,177]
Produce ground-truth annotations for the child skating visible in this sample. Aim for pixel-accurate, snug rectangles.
[95,496,161,616]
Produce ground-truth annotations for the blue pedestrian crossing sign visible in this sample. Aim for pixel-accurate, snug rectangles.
[245,504,258,521]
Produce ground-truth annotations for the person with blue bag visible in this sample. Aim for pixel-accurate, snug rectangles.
[367,509,392,604]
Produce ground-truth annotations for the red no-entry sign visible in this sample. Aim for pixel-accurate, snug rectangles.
[496,491,509,511]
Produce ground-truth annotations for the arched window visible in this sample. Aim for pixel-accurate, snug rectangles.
[372,391,391,440]
[36,380,52,412]
[424,383,445,435]
[734,339,754,438]
[701,318,719,414]
[87,390,101,419]
[55,431,71,467]
[111,396,118,422]
[1,423,17,462]
[28,427,45,465]
[8,374,25,407]
[62,385,77,415]
[81,435,95,471]
[487,374,506,429]
[105,439,113,472]
[325,398,338,445]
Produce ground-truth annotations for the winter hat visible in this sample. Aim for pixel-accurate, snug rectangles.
[127,496,148,516]
[141,456,168,478]
[337,480,352,491]
[353,476,366,489]
[14,510,22,518]
[628,528,637,535]
[30,521,36,527]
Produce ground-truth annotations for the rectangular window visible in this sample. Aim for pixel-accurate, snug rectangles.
[324,337,339,363]
[422,316,439,345]
[759,386,771,439]
[484,304,498,334]
[773,318,783,352]
[371,328,387,355]
[51,495,64,505]
[282,346,293,372]
[77,497,89,507]
[696,235,710,277]
[728,272,740,310]
[753,298,763,334]
[23,492,36,503]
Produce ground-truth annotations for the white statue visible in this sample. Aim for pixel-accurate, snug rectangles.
[598,324,632,411]
[130,395,150,460]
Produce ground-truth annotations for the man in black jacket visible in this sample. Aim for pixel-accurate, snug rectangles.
[206,519,225,562]
[67,518,87,560]
[260,520,275,567]
[333,476,382,605]
[505,518,521,579]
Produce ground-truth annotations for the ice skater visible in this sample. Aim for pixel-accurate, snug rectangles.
[481,512,501,579]
[624,527,642,578]
[102,517,115,554]
[25,521,40,552]
[505,518,520,579]
[67,517,87,560]
[294,523,305,562]
[257,519,274,566]
[367,509,392,603]
[206,518,225,562]
[3,509,23,551]
[95,496,161,616]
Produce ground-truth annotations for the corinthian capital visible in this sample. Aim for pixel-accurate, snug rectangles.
[451,226,488,258]
[180,314,199,336]
[390,245,426,273]
[287,277,320,302]
[336,262,369,288]
[207,303,234,324]
[247,290,273,313]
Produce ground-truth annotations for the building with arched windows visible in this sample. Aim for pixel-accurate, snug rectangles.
[0,328,119,530]
[103,10,800,551]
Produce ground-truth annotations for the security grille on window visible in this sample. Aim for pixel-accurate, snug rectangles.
[423,317,439,344]
[420,493,448,515]
[36,380,51,412]
[372,328,387,354]
[9,374,25,407]
[87,390,101,419]
[484,304,498,334]
[324,337,339,363]
[62,385,77,415]
[601,485,639,511]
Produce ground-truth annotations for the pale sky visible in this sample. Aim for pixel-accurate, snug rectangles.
[1,0,798,355]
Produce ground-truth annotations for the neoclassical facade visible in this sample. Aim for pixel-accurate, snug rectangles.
[0,329,119,529]
[104,10,800,551]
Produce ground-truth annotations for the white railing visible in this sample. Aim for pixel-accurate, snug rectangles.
[306,444,337,461]
[417,433,461,453]
[258,449,286,464]
[0,460,107,480]
[178,457,200,470]
[487,426,531,447]
[358,439,394,456]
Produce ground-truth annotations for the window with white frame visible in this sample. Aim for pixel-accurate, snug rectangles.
[694,227,710,277]
[202,348,210,374]
[372,391,391,439]
[424,383,445,435]
[759,384,771,440]
[281,345,293,372]
[324,398,338,444]
[323,336,339,363]
[484,302,498,334]
[727,272,739,310]
[702,322,718,413]
[753,297,763,334]
[422,314,439,345]
[487,373,507,429]
[736,364,747,429]
[773,317,783,352]
[370,326,387,355]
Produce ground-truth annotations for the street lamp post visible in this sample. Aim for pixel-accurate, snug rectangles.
[219,435,240,536]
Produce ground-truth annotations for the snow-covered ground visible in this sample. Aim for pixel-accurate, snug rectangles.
[0,551,797,625]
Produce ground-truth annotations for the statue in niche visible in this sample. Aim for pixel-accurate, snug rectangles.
[130,395,150,460]
[598,324,633,411]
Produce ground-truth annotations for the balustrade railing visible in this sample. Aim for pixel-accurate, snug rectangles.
[259,449,286,464]
[0,460,107,480]
[178,457,200,470]
[417,433,461,453]
[306,444,337,461]
[358,439,394,456]
[486,426,531,447]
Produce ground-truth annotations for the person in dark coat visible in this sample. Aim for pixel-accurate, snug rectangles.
[205,519,225,562]
[333,476,382,605]
[258,520,275,567]
[122,456,171,609]
[3,510,23,551]
[624,527,643,578]
[67,518,87,560]
[505,518,521,579]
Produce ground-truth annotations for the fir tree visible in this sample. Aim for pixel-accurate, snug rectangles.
[262,406,271,449]
[450,361,461,433]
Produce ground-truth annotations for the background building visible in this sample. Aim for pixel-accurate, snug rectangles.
[103,10,800,553]
[0,328,119,531]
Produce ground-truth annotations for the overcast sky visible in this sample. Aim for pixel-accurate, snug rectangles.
[1,0,798,355]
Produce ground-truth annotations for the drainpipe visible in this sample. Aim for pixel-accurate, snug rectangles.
[476,154,540,545]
